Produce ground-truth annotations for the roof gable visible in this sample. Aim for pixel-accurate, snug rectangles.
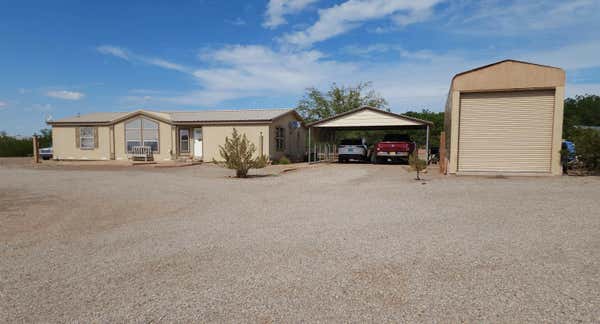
[308,106,432,128]
[452,60,565,92]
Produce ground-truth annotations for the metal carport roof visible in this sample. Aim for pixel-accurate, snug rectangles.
[306,106,433,163]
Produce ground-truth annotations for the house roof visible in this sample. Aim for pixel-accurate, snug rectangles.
[169,109,293,123]
[307,106,433,128]
[50,112,130,123]
[48,108,296,125]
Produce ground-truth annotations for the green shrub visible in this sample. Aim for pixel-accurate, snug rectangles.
[217,128,267,178]
[570,128,600,173]
[278,156,291,165]
[409,153,427,180]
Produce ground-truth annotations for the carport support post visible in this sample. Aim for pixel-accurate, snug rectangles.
[308,127,311,163]
[425,125,430,162]
[32,135,40,163]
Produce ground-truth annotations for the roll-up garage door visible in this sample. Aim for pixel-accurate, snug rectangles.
[458,90,555,173]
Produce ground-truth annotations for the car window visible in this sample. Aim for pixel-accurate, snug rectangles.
[340,139,363,145]
[383,134,411,141]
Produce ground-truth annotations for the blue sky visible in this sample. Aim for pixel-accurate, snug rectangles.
[1,0,599,135]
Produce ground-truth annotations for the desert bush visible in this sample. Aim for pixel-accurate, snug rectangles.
[409,153,427,180]
[217,128,267,178]
[570,128,600,173]
[278,156,291,165]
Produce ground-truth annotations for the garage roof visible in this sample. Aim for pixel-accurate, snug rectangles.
[450,59,565,92]
[307,106,433,128]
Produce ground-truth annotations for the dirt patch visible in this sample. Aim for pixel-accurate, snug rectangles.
[1,162,599,322]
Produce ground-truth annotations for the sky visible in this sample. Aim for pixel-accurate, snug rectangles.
[1,0,599,136]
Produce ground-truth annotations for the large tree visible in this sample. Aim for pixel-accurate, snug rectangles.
[563,94,600,139]
[296,82,389,123]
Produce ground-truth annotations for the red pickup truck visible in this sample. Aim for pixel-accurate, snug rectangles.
[373,134,416,163]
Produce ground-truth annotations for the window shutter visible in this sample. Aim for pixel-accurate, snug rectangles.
[93,127,99,148]
[75,127,80,148]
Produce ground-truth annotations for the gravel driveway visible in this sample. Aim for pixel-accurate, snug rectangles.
[1,160,599,322]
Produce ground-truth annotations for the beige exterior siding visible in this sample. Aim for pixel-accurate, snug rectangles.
[202,125,270,162]
[52,126,111,160]
[445,60,565,175]
[49,110,306,163]
[269,112,306,161]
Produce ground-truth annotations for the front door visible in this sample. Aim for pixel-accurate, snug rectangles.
[193,128,203,160]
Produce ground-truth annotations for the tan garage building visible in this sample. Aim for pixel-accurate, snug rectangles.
[444,60,566,175]
[48,109,306,162]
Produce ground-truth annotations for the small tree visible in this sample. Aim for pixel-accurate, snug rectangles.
[217,128,267,178]
[409,153,427,180]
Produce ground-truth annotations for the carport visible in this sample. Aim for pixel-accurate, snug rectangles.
[306,106,433,163]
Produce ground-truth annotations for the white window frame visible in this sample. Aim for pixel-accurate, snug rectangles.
[125,118,159,153]
[179,128,190,153]
[80,127,94,150]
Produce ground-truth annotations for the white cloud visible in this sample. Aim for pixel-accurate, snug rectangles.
[125,44,474,111]
[25,104,53,112]
[518,41,600,70]
[124,45,356,106]
[142,58,188,72]
[97,45,189,72]
[263,0,319,29]
[282,0,442,47]
[444,0,600,36]
[0,101,7,110]
[225,17,246,26]
[194,45,356,94]
[46,90,85,100]
[97,45,130,60]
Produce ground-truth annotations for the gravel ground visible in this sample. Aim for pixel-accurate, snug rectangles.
[1,159,599,322]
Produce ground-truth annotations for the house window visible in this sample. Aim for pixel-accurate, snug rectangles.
[80,127,94,149]
[179,128,190,153]
[125,118,159,153]
[275,127,285,151]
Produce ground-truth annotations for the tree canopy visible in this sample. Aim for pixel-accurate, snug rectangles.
[296,82,388,123]
[403,109,444,148]
[0,128,52,157]
[563,94,600,138]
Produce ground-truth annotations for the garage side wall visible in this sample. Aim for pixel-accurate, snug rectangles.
[52,126,111,160]
[203,125,270,162]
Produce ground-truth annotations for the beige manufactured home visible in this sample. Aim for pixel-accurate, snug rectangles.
[48,109,306,162]
[444,60,565,175]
